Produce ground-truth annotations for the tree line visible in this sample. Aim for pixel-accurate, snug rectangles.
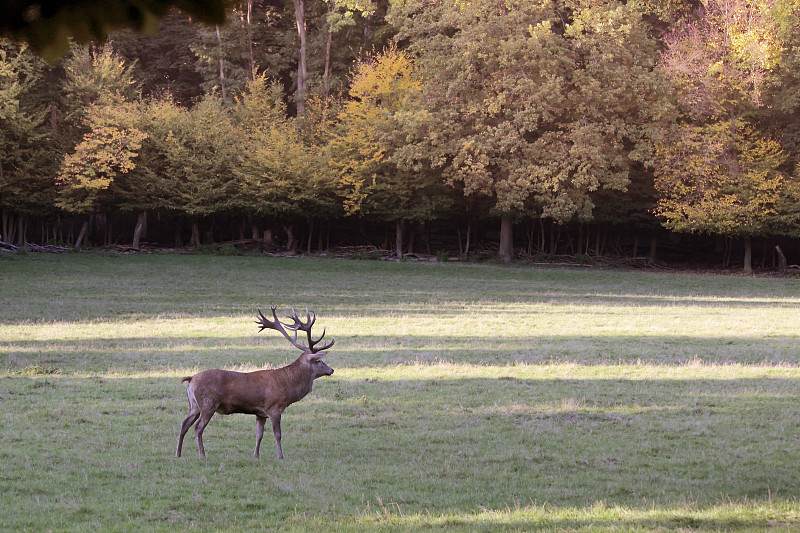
[2,0,800,272]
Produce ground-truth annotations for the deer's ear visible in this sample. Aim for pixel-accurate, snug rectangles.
[310,352,327,362]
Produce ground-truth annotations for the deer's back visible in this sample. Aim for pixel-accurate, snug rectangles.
[188,368,302,415]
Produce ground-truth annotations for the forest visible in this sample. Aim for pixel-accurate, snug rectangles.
[2,0,800,272]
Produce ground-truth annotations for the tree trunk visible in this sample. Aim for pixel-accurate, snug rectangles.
[215,26,227,103]
[16,214,27,246]
[395,219,404,259]
[203,223,215,245]
[649,236,658,264]
[550,223,560,256]
[776,245,787,273]
[742,235,753,274]
[245,0,255,80]
[594,225,602,256]
[723,237,732,268]
[425,223,431,255]
[174,218,183,247]
[250,218,260,240]
[307,218,314,254]
[189,220,201,247]
[322,1,334,118]
[464,220,471,256]
[75,220,89,247]
[292,0,308,115]
[284,224,295,250]
[105,215,112,246]
[56,214,63,244]
[132,211,146,249]
[499,214,513,263]
[2,210,11,244]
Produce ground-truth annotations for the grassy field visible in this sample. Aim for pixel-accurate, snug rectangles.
[1,252,799,531]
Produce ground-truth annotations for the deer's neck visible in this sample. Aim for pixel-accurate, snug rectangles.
[276,359,315,403]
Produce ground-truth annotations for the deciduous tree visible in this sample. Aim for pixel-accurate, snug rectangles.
[55,44,145,246]
[0,39,55,245]
[234,75,337,250]
[654,0,800,272]
[331,46,451,258]
[160,96,239,245]
[389,0,668,262]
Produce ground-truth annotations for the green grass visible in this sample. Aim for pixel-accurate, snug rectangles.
[1,253,799,531]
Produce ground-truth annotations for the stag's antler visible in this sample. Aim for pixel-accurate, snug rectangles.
[255,306,335,353]
[282,307,335,352]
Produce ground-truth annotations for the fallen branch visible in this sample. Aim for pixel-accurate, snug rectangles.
[0,241,71,253]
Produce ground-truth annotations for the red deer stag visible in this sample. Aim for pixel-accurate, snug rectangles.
[176,306,334,460]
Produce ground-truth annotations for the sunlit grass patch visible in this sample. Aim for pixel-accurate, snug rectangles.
[287,499,800,532]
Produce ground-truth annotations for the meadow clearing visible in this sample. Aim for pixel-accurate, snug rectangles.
[1,252,799,531]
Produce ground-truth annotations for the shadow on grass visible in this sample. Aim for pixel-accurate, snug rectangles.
[2,332,798,371]
[3,289,800,325]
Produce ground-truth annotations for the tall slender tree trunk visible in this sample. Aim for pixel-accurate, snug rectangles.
[307,218,314,254]
[245,0,255,80]
[743,235,753,274]
[292,0,308,116]
[189,219,201,247]
[75,220,89,247]
[499,214,513,263]
[723,237,732,268]
[323,1,334,117]
[395,219,404,259]
[284,224,295,250]
[132,211,146,249]
[16,214,27,246]
[216,25,228,102]
[464,220,471,256]
[458,221,472,256]
[776,245,787,273]
[1,210,10,243]
[649,236,658,264]
[105,215,112,246]
[174,218,183,247]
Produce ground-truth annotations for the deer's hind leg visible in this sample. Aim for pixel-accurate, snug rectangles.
[176,409,200,457]
[176,380,201,458]
[270,412,283,460]
[254,416,266,458]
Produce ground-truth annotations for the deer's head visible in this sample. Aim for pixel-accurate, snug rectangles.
[256,306,335,379]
